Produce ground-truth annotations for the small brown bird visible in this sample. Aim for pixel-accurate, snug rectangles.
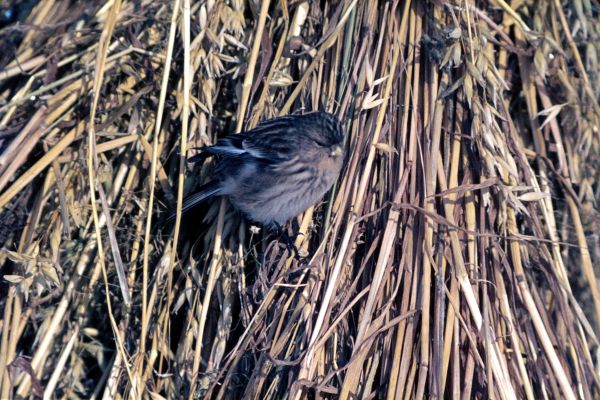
[181,111,344,232]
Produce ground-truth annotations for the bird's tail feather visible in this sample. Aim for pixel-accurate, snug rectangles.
[187,147,211,163]
[181,181,222,213]
[167,181,222,222]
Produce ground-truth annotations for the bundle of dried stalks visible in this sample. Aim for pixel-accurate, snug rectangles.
[1,0,599,398]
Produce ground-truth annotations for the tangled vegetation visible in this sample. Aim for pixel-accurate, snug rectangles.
[1,0,600,398]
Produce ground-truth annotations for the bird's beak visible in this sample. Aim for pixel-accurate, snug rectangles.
[331,145,343,157]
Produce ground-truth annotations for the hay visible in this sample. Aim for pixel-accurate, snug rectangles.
[0,0,599,398]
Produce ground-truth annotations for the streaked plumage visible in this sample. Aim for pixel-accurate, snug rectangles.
[182,111,344,228]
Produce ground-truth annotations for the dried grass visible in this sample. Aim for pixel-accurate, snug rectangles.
[1,0,600,398]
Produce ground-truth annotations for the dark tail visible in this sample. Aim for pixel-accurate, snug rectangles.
[187,147,211,163]
[167,180,222,223]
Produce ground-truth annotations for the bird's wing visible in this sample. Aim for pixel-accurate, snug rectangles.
[240,134,297,162]
[187,134,248,163]
[239,120,302,162]
[188,116,303,163]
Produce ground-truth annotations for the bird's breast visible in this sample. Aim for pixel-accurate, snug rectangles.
[226,154,341,226]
